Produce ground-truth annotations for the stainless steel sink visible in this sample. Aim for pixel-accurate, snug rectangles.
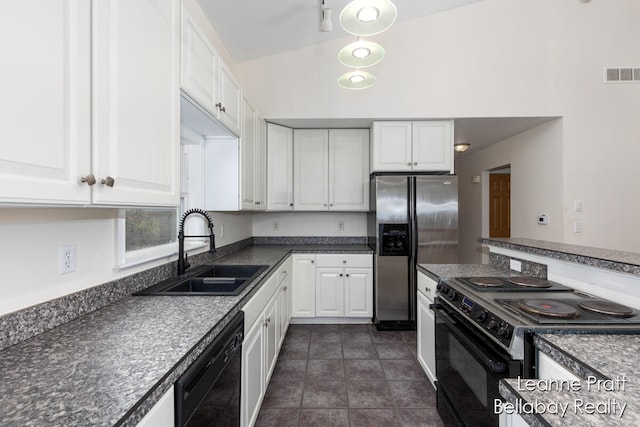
[135,264,268,296]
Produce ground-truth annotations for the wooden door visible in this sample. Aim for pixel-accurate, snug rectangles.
[489,173,510,237]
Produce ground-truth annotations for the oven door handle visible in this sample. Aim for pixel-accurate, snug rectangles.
[433,303,509,375]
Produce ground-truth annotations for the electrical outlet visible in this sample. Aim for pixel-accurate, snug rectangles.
[574,221,583,233]
[59,245,76,274]
[273,222,279,231]
[338,222,344,231]
[510,259,522,272]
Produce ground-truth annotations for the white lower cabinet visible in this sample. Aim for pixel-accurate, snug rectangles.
[242,315,265,427]
[292,254,372,320]
[136,386,174,427]
[291,255,317,317]
[241,258,292,427]
[417,271,437,389]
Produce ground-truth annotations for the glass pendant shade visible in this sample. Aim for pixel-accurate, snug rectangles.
[338,70,376,89]
[339,0,397,36]
[338,40,385,68]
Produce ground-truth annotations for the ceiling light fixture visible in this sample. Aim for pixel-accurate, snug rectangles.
[320,0,333,32]
[338,39,385,68]
[454,143,471,152]
[338,70,376,89]
[339,0,397,36]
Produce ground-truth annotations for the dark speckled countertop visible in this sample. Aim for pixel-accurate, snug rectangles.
[0,244,371,427]
[500,334,640,427]
[418,263,510,279]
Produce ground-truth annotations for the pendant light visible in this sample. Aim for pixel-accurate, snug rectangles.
[339,0,397,36]
[338,70,376,89]
[338,39,385,68]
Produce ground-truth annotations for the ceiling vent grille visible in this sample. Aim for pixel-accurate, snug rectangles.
[604,67,640,83]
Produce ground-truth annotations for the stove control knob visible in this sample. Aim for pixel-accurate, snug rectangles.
[475,310,488,323]
[488,319,499,331]
[437,283,448,293]
[447,289,457,301]
[498,325,512,339]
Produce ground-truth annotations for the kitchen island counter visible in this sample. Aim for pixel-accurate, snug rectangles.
[0,244,371,426]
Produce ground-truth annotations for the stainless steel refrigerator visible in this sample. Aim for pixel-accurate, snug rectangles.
[367,174,459,330]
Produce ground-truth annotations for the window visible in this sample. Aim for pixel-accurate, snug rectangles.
[115,208,179,269]
[125,209,177,252]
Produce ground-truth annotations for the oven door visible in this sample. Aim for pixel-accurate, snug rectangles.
[434,299,521,427]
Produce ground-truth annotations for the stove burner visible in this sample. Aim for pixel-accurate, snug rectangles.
[578,300,637,318]
[516,299,580,319]
[508,277,551,288]
[468,277,504,287]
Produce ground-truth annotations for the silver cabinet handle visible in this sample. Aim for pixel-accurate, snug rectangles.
[413,162,418,165]
[407,162,411,166]
[215,102,226,112]
[101,176,115,187]
[81,174,96,186]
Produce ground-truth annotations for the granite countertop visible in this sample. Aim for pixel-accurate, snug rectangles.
[0,244,371,427]
[500,334,640,427]
[418,263,510,279]
[479,237,640,276]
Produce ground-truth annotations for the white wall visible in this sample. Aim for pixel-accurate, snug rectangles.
[456,119,564,263]
[238,0,640,254]
[252,212,367,237]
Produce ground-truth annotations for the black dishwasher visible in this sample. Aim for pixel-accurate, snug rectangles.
[175,311,244,426]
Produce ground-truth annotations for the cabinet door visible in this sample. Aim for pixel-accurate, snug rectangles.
[217,59,241,136]
[344,268,373,317]
[264,294,279,383]
[316,268,344,317]
[412,121,453,172]
[242,318,265,427]
[417,291,436,388]
[280,268,292,345]
[180,6,217,116]
[0,0,91,204]
[136,386,174,427]
[371,121,412,172]
[266,124,294,211]
[293,129,328,211]
[240,97,256,210]
[329,129,370,211]
[255,115,267,210]
[92,0,180,206]
[291,255,316,317]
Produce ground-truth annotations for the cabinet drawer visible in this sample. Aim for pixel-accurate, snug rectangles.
[315,254,372,268]
[417,271,437,302]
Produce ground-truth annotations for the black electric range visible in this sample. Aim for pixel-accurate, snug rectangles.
[436,275,640,359]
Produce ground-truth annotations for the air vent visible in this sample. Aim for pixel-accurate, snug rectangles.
[605,67,640,83]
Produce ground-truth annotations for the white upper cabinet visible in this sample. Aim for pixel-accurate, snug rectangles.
[329,129,370,211]
[181,7,218,114]
[92,0,180,206]
[0,0,91,205]
[293,130,329,211]
[240,98,266,210]
[293,129,369,211]
[216,61,242,136]
[0,0,180,207]
[180,8,241,137]
[267,123,294,211]
[371,120,454,173]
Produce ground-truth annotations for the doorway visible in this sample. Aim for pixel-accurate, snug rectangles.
[489,167,511,238]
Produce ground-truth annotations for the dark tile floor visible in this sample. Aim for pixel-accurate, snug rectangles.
[255,324,444,427]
